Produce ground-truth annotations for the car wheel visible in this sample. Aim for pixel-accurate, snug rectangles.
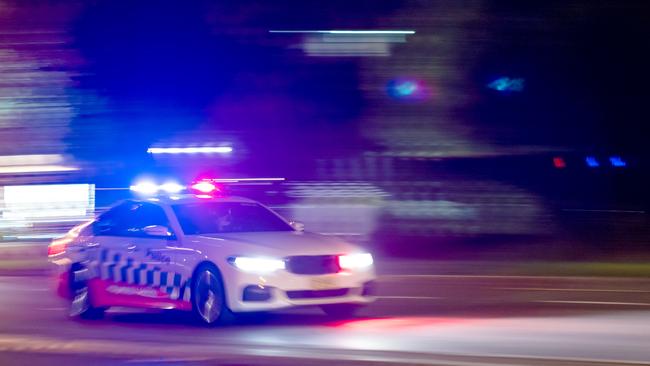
[192,265,233,325]
[320,304,362,319]
[69,266,105,319]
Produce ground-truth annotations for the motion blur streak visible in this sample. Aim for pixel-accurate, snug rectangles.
[0,154,77,174]
[0,0,648,365]
[1,184,94,239]
[0,165,77,174]
[271,29,415,57]
[147,147,233,154]
[269,30,416,34]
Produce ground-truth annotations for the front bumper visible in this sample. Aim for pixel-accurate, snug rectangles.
[222,266,377,312]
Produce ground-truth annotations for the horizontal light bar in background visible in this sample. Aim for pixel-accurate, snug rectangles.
[0,154,63,165]
[0,154,78,174]
[147,147,233,154]
[15,234,66,240]
[0,165,78,174]
[269,30,415,35]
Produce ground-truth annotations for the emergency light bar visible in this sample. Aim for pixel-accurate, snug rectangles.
[130,181,185,195]
[130,177,285,196]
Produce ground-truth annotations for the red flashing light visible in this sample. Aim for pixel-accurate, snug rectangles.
[190,181,218,193]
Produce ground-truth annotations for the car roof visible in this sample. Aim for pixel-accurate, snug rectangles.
[135,195,259,206]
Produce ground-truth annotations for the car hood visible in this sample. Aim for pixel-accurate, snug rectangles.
[190,231,362,256]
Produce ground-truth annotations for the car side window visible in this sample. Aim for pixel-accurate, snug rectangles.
[123,202,170,237]
[95,202,171,238]
[94,203,131,236]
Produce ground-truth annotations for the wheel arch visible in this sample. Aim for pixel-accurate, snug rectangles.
[68,261,89,294]
[190,260,229,307]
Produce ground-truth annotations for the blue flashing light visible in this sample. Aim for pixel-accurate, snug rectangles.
[609,156,626,167]
[160,182,184,193]
[130,181,185,195]
[130,181,159,195]
[585,156,600,167]
[487,77,525,92]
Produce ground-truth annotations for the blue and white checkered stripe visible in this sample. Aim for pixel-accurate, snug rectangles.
[94,249,191,301]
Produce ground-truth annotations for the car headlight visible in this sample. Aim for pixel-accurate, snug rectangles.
[228,256,285,273]
[338,253,374,270]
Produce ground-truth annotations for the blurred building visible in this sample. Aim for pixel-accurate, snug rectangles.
[0,1,645,254]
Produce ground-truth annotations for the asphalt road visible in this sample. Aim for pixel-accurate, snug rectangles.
[0,275,649,365]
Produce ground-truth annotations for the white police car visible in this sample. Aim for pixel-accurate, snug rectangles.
[48,188,376,325]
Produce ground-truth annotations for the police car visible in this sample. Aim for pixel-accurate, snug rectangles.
[48,181,376,325]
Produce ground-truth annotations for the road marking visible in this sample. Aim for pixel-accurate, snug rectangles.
[125,357,212,363]
[377,296,442,300]
[498,287,650,293]
[16,288,49,292]
[0,333,647,366]
[536,300,650,306]
[380,274,612,280]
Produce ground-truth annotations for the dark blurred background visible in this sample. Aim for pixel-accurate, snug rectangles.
[0,0,647,260]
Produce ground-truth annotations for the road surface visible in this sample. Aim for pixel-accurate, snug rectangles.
[0,274,649,365]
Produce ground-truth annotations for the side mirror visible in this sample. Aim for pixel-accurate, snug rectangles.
[143,225,172,238]
[289,221,305,232]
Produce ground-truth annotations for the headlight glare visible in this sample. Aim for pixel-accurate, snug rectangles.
[229,256,285,273]
[338,253,373,270]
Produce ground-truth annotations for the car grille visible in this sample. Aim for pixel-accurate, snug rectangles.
[286,288,349,299]
[285,255,340,275]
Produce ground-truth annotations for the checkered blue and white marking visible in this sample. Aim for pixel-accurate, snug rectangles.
[92,249,191,301]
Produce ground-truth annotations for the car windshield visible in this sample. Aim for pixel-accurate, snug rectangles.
[172,201,293,234]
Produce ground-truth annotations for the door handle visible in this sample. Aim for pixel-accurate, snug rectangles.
[126,244,137,252]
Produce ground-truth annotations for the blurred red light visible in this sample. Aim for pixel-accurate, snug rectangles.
[553,157,566,169]
[191,181,217,193]
[47,239,68,257]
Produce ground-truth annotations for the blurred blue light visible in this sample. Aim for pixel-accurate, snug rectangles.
[160,182,184,193]
[130,181,159,195]
[609,156,626,167]
[387,78,430,100]
[487,77,525,92]
[147,147,232,154]
[585,156,600,167]
[394,81,417,96]
[131,181,186,194]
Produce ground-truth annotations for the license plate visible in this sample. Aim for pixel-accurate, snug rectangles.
[310,276,338,290]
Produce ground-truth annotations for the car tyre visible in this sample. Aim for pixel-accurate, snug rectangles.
[69,265,106,320]
[191,264,233,325]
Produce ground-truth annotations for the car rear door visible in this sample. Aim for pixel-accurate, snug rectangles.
[90,201,188,302]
